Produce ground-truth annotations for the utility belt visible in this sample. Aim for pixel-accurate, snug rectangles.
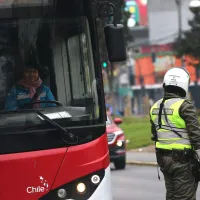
[156,148,194,162]
[156,148,200,182]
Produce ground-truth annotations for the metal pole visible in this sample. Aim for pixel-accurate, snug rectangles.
[175,0,185,68]
[177,0,182,39]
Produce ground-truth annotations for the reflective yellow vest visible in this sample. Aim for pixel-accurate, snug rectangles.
[150,98,192,150]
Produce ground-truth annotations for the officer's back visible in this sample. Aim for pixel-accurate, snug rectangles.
[150,67,200,200]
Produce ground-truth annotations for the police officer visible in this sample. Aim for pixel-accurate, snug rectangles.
[149,67,200,200]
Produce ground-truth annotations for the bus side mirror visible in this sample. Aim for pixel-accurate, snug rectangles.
[104,24,127,62]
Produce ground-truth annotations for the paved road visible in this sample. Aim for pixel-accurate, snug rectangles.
[111,165,200,200]
[127,151,157,162]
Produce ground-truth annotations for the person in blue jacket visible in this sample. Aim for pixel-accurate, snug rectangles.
[4,62,56,110]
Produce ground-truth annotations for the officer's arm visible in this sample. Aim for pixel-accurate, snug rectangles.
[150,119,154,133]
[149,114,157,141]
[4,86,18,111]
[180,100,200,150]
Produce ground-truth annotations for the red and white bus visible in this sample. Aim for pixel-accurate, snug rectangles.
[0,0,126,199]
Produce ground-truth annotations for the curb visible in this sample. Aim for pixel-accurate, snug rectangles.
[126,160,157,167]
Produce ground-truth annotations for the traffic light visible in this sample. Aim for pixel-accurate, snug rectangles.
[102,62,108,68]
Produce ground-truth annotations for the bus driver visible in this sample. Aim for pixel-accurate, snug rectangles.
[4,61,55,110]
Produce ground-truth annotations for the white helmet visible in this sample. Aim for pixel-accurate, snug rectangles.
[163,67,190,96]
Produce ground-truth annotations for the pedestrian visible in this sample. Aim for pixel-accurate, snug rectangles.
[149,67,200,200]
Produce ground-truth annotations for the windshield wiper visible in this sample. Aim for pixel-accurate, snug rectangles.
[0,109,78,144]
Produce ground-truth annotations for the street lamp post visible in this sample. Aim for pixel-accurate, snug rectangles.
[175,0,182,40]
[175,0,185,68]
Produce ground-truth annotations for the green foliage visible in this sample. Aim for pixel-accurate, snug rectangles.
[119,117,154,150]
[174,14,200,62]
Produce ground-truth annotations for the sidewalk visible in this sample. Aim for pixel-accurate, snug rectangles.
[126,145,158,166]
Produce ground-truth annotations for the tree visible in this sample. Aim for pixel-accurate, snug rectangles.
[173,13,200,80]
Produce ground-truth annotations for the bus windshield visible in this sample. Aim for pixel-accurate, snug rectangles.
[0,1,100,131]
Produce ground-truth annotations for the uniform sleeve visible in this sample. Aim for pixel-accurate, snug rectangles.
[4,86,17,111]
[149,114,157,141]
[180,100,200,149]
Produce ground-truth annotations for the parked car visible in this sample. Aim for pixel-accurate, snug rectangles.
[106,115,126,169]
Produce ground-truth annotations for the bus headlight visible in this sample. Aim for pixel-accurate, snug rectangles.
[57,188,67,198]
[91,175,100,184]
[77,183,86,193]
[39,169,105,200]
